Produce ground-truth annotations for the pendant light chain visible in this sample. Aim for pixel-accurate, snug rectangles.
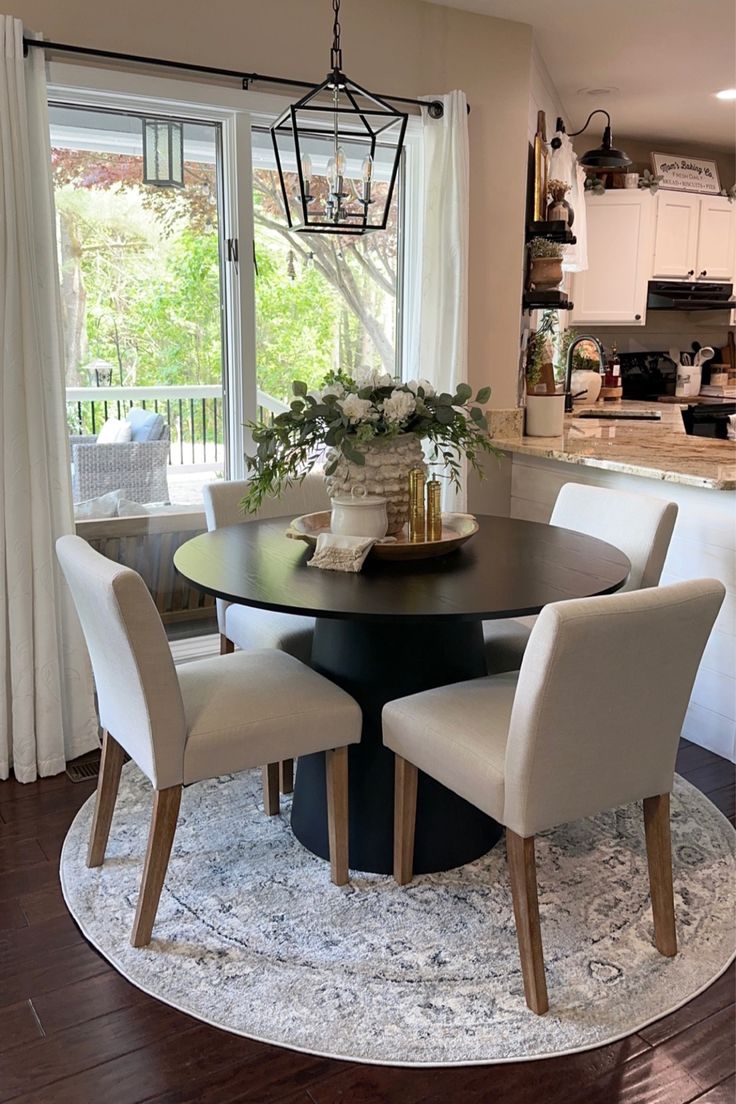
[331,0,343,71]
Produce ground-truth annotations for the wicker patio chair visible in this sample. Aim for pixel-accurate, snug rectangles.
[70,427,171,505]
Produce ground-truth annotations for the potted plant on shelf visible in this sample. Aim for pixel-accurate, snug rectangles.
[528,237,565,290]
[525,311,566,437]
[241,369,500,535]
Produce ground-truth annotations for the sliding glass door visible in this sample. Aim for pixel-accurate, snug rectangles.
[50,103,228,507]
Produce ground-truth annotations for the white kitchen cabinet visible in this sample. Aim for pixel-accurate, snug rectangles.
[695,196,735,281]
[570,192,655,326]
[652,193,735,281]
[652,193,700,278]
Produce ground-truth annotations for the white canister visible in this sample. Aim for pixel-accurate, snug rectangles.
[624,173,640,189]
[569,369,602,405]
[525,393,566,437]
[330,487,388,539]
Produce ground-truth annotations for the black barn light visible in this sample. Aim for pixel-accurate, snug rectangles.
[142,119,185,188]
[270,0,407,235]
[565,109,631,170]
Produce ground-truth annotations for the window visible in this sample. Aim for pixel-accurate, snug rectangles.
[250,127,403,416]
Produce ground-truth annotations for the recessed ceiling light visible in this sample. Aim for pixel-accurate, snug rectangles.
[577,87,619,97]
[715,88,736,100]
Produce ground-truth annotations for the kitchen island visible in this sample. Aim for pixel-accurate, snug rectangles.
[488,401,735,762]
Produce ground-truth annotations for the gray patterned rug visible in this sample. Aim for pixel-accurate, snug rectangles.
[60,764,735,1066]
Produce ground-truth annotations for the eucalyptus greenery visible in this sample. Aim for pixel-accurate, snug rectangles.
[241,369,499,513]
[638,169,663,192]
[526,310,559,386]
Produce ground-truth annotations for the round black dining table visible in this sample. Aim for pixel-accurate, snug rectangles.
[174,515,630,875]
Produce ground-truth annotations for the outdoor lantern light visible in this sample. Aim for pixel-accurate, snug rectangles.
[142,119,185,188]
[565,109,631,170]
[270,0,408,234]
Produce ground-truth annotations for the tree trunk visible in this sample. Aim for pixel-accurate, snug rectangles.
[58,212,87,386]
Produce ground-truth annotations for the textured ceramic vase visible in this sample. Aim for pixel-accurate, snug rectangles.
[570,369,602,404]
[325,434,427,536]
[529,257,563,291]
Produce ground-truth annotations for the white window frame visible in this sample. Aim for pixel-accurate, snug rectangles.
[47,63,421,475]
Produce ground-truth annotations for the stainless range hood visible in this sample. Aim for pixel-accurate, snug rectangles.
[647,281,735,311]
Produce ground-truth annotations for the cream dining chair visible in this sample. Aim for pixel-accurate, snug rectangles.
[484,483,679,674]
[384,578,724,1014]
[57,535,361,948]
[202,473,329,794]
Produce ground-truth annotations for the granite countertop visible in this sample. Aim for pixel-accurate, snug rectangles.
[493,401,736,491]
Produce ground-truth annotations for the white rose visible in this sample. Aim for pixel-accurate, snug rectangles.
[381,389,417,425]
[375,372,395,388]
[352,366,379,389]
[340,394,376,424]
[406,378,435,397]
[322,381,345,399]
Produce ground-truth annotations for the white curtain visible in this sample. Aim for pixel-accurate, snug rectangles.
[406,91,470,511]
[0,16,99,782]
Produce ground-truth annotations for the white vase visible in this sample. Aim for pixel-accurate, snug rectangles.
[525,394,566,437]
[324,434,426,536]
[570,369,602,405]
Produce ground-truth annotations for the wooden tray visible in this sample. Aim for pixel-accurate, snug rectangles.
[286,512,479,561]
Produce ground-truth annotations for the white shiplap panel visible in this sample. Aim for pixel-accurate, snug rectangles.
[682,701,736,762]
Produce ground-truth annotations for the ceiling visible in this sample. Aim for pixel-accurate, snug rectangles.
[428,0,736,152]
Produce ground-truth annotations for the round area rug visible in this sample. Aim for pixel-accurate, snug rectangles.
[60,764,735,1066]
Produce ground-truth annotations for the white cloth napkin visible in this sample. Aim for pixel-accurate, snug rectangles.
[308,532,378,572]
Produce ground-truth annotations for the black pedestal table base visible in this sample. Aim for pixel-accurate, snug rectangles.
[290,618,503,875]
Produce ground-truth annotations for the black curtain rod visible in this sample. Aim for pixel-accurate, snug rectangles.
[22,37,451,118]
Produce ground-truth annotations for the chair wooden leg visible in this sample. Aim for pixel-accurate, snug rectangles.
[393,756,418,886]
[280,758,294,795]
[326,747,349,886]
[643,793,677,957]
[506,829,549,1015]
[87,730,126,868]
[131,785,182,948]
[262,763,280,815]
[220,634,235,655]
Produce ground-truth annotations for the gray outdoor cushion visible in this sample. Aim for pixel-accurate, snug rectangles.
[127,407,165,442]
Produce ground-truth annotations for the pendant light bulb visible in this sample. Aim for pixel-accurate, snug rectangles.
[301,153,312,182]
[334,146,346,177]
[361,154,373,182]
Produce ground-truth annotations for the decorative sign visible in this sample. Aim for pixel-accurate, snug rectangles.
[651,152,721,194]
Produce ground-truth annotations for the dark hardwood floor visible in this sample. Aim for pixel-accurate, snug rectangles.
[0,738,733,1104]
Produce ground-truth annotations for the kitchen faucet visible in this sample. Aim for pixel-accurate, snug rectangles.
[565,335,605,412]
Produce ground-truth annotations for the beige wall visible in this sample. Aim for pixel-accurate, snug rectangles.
[17,0,533,407]
[572,135,736,191]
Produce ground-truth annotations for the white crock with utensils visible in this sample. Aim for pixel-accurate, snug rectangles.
[330,486,389,539]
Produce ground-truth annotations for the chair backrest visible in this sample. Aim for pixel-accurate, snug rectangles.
[550,483,677,590]
[202,472,329,631]
[56,535,186,790]
[503,578,725,837]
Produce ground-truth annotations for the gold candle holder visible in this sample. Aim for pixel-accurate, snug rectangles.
[426,479,442,542]
[408,468,426,542]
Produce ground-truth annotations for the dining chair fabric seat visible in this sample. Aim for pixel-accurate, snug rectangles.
[483,483,678,675]
[385,578,724,1014]
[202,473,329,660]
[56,534,361,947]
[179,649,359,785]
[223,604,314,666]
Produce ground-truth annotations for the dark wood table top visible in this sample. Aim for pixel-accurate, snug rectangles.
[174,515,630,623]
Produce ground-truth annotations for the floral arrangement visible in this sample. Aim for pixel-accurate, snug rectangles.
[241,368,498,513]
[528,236,565,259]
[547,178,570,201]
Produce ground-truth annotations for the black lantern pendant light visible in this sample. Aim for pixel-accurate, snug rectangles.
[566,109,631,170]
[142,119,185,188]
[271,0,408,235]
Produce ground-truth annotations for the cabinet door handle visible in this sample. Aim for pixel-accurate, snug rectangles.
[687,269,694,276]
[700,270,707,277]
[635,313,642,321]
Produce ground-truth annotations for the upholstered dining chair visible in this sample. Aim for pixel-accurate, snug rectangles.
[202,472,329,794]
[484,483,679,674]
[57,535,361,948]
[384,578,724,1014]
